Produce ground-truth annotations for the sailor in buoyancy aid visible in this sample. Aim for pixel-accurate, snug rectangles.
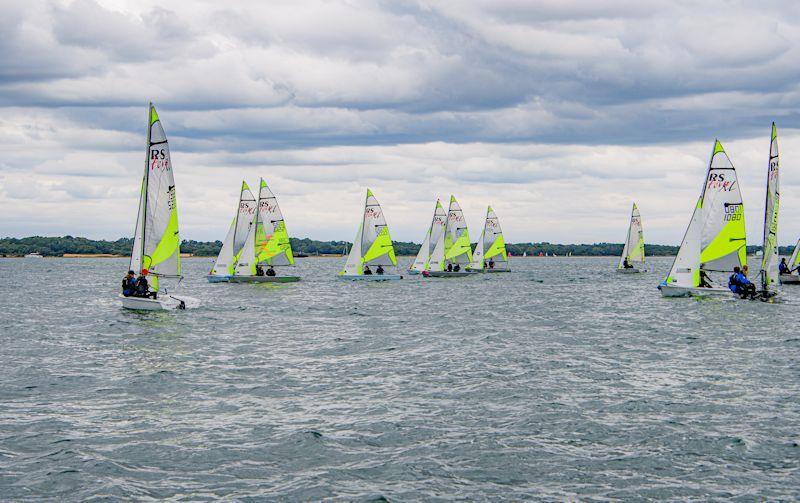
[121,270,136,297]
[728,266,755,298]
[135,269,157,299]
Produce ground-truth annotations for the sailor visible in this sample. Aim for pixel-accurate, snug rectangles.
[453,264,461,272]
[266,266,276,277]
[135,269,157,299]
[728,266,755,299]
[121,270,136,297]
[376,265,384,275]
[488,258,495,269]
[698,264,712,288]
[363,265,373,275]
[622,256,633,269]
[255,264,265,276]
[446,263,453,272]
[779,257,790,274]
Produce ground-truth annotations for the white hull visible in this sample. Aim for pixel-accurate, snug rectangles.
[338,274,402,281]
[407,269,423,275]
[658,284,729,298]
[229,275,300,283]
[428,271,472,277]
[616,268,646,274]
[780,274,800,284]
[467,268,511,274]
[120,294,200,311]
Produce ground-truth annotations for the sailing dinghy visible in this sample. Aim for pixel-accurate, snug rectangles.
[339,189,401,280]
[658,140,747,297]
[469,206,510,272]
[427,195,472,277]
[616,203,646,273]
[759,123,780,297]
[208,181,257,282]
[409,199,446,274]
[782,239,800,284]
[121,103,199,310]
[230,179,300,283]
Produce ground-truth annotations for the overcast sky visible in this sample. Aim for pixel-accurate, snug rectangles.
[2,0,799,245]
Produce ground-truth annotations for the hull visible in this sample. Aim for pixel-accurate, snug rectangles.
[229,275,301,283]
[407,269,423,275]
[206,275,230,283]
[616,268,646,274]
[428,271,472,277]
[658,284,730,298]
[120,294,200,310]
[469,268,511,273]
[780,274,800,284]
[338,274,402,281]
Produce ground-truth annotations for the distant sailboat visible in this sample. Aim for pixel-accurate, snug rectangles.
[231,179,300,283]
[469,206,510,272]
[617,203,646,273]
[208,181,257,282]
[120,103,198,310]
[783,239,800,284]
[659,140,746,297]
[409,199,446,274]
[428,195,472,277]
[338,189,401,280]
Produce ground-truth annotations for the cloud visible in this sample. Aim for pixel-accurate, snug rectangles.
[1,0,800,246]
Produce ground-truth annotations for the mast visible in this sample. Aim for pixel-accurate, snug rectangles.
[139,102,152,270]
[232,181,245,255]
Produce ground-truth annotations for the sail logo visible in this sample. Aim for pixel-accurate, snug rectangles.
[150,148,170,171]
[769,160,779,180]
[239,202,255,214]
[365,208,382,219]
[723,203,742,221]
[449,212,462,222]
[706,173,736,192]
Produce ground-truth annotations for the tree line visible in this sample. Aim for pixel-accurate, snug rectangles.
[0,235,795,258]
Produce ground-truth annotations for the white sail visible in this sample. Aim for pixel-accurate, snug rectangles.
[411,199,446,272]
[760,123,780,291]
[471,227,485,270]
[210,181,257,277]
[443,195,472,267]
[698,141,747,276]
[129,103,181,291]
[234,212,258,276]
[664,197,702,288]
[789,238,800,271]
[662,140,746,290]
[255,179,295,267]
[617,203,645,270]
[340,189,397,275]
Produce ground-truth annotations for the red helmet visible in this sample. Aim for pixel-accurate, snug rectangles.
[141,268,149,276]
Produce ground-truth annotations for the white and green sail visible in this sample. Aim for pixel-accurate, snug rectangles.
[210,181,257,277]
[254,179,295,267]
[789,239,800,272]
[410,199,446,272]
[234,179,295,276]
[429,195,471,271]
[663,140,747,289]
[129,103,181,292]
[470,206,508,270]
[340,189,397,276]
[617,202,645,270]
[760,123,780,291]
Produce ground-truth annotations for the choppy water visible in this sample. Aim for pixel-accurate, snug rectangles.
[1,256,800,501]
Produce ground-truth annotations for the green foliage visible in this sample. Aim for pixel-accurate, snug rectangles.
[0,236,795,257]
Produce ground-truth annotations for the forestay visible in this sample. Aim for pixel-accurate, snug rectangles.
[617,203,645,270]
[760,123,780,291]
[210,181,257,277]
[471,206,508,270]
[130,103,181,292]
[410,199,446,272]
[340,189,397,275]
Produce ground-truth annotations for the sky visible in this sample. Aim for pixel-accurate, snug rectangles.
[1,0,800,245]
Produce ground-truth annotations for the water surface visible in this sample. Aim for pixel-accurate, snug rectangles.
[1,256,799,500]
